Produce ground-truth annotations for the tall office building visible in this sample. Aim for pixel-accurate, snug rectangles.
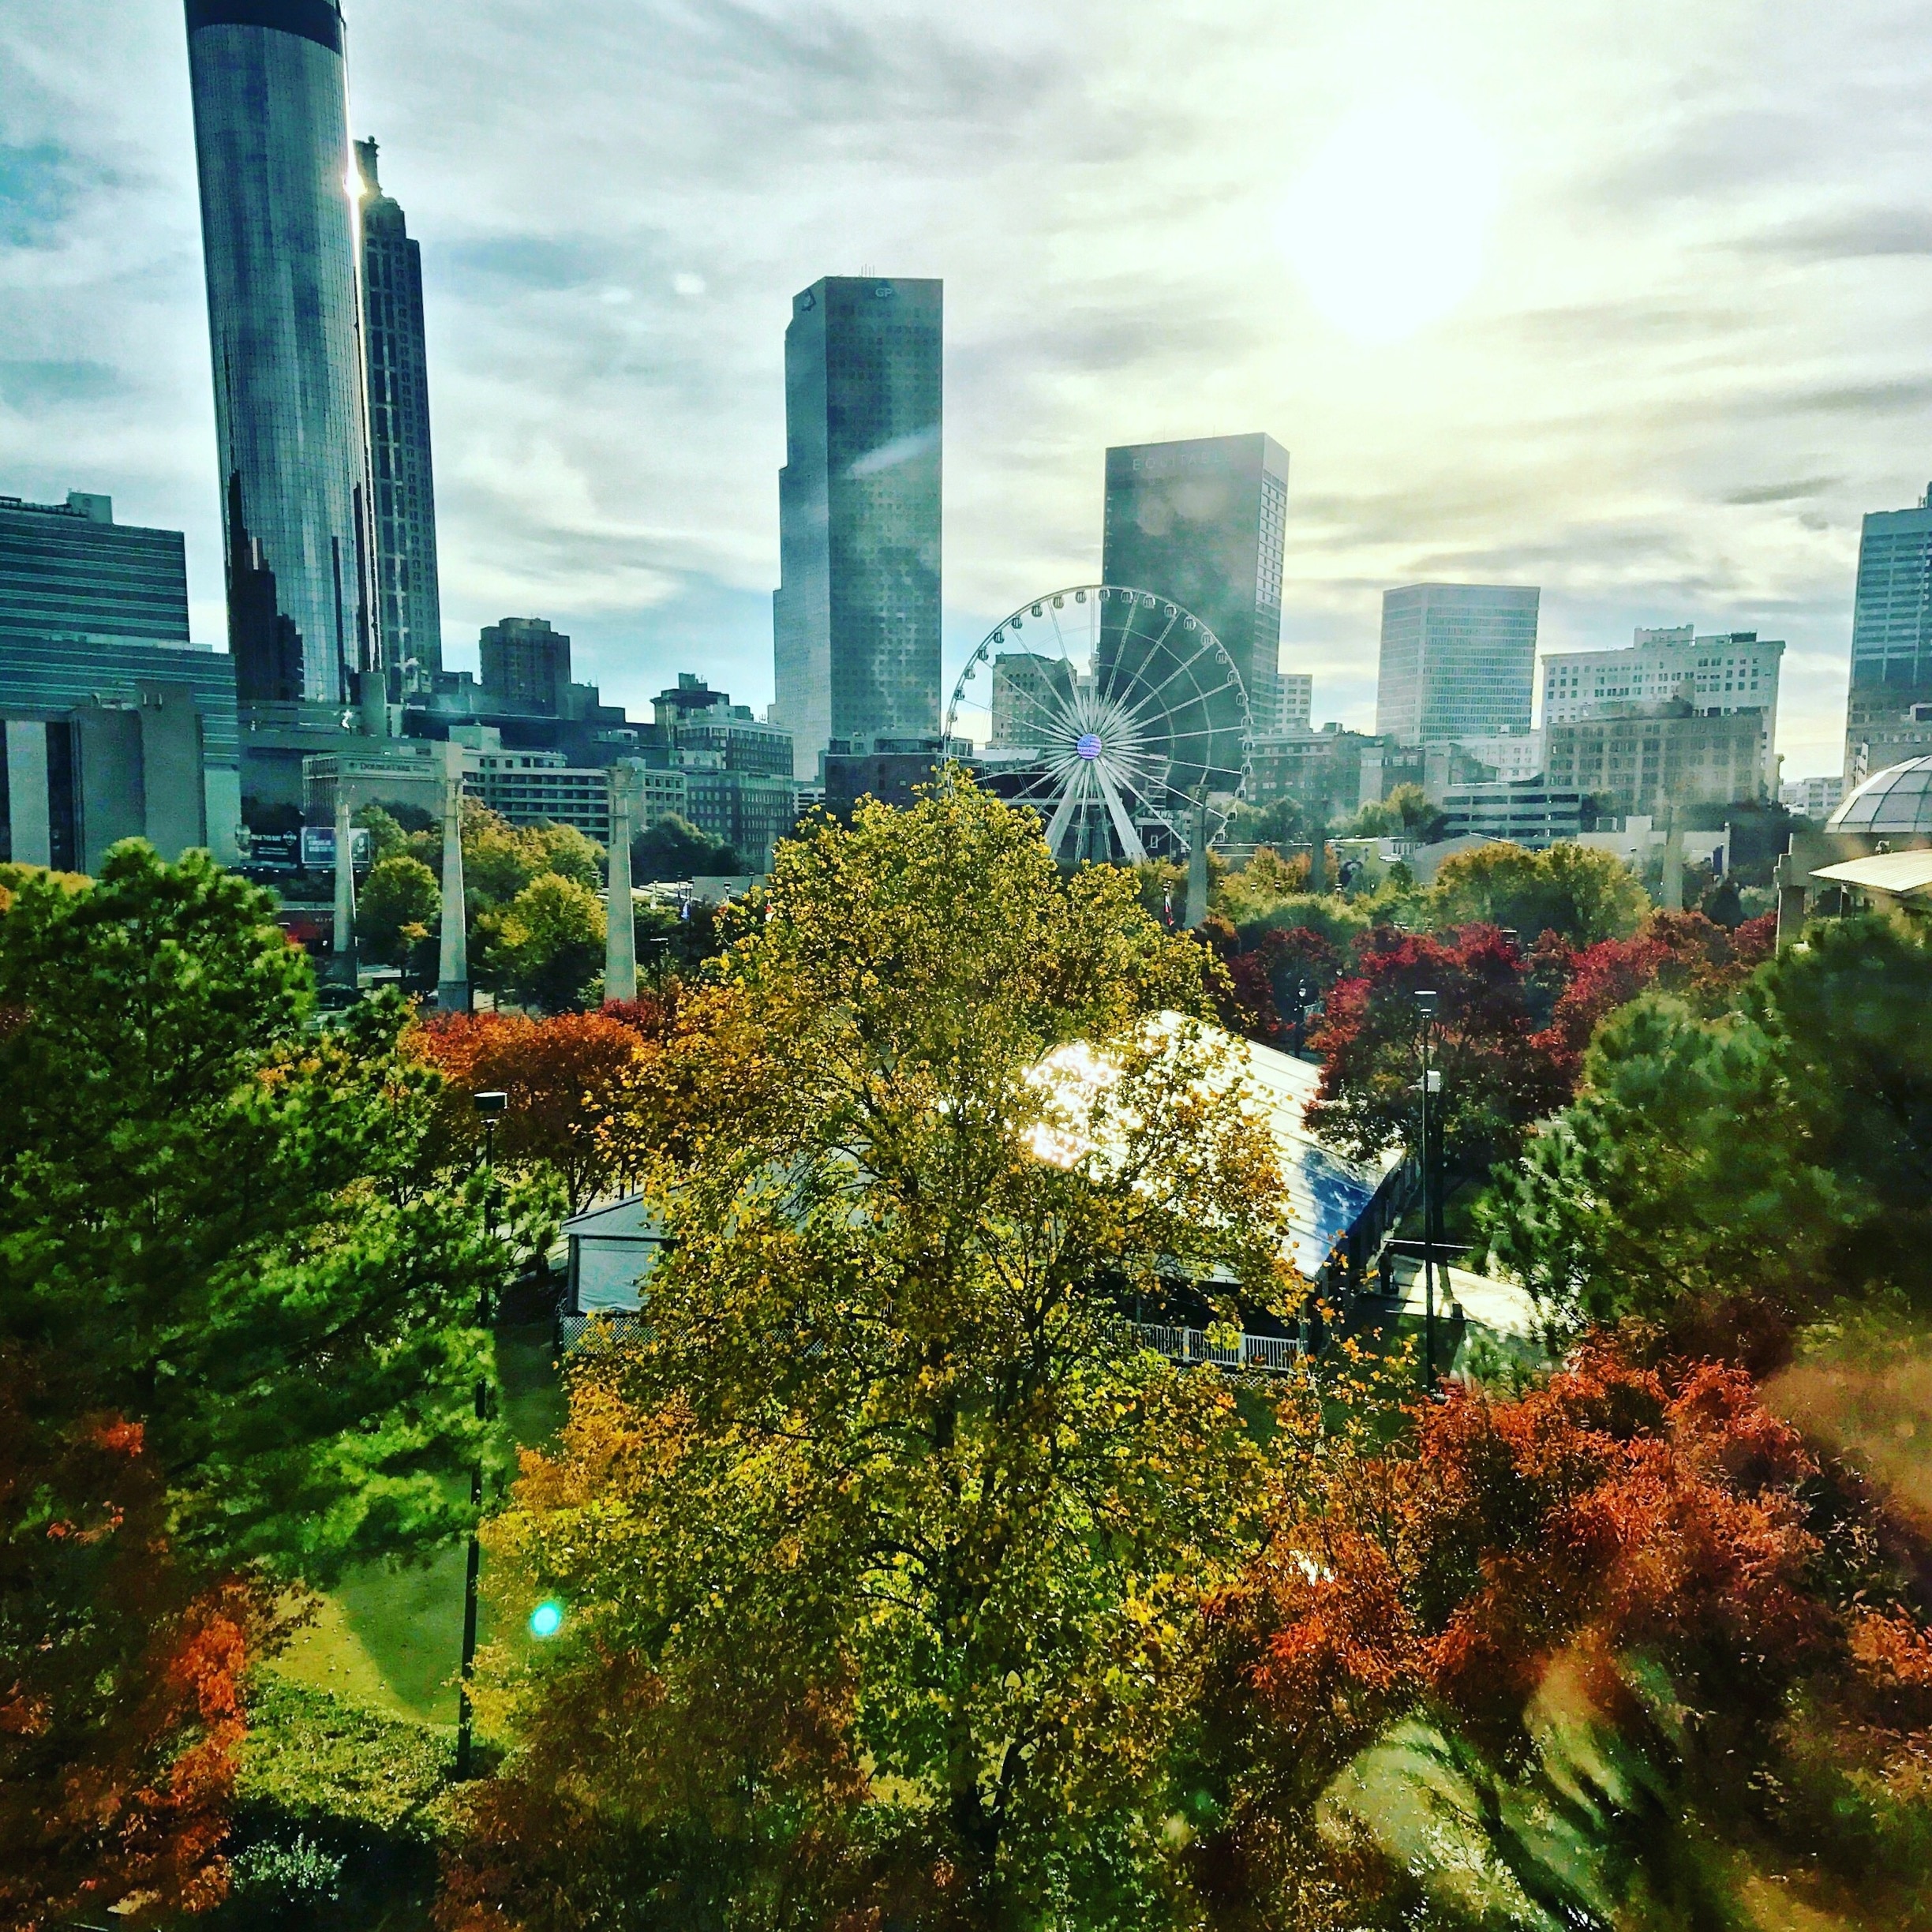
[355,139,442,681]
[1100,433,1290,731]
[1845,485,1932,779]
[773,276,943,781]
[480,617,571,715]
[1376,583,1540,744]
[0,492,191,650]
[185,0,377,707]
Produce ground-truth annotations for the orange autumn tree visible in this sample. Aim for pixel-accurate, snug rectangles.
[1183,1336,1932,1932]
[410,1003,674,1212]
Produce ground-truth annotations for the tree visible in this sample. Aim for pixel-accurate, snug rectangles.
[0,846,543,1920]
[1188,1334,1932,1931]
[1309,925,1571,1171]
[354,852,440,971]
[410,1008,649,1212]
[409,801,604,910]
[1481,915,1932,1356]
[1343,782,1443,843]
[1432,841,1647,948]
[479,873,607,1013]
[447,782,1295,1930]
[1229,795,1320,851]
[633,813,743,882]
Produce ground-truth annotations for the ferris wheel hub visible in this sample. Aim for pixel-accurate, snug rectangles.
[1075,732,1103,761]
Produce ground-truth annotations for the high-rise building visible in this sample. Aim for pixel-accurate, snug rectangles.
[480,617,571,716]
[1541,624,1782,791]
[1100,434,1290,732]
[354,139,442,682]
[185,0,376,706]
[773,276,943,781]
[0,492,192,650]
[1376,584,1540,744]
[1845,485,1932,779]
[1276,672,1313,734]
[988,652,1076,749]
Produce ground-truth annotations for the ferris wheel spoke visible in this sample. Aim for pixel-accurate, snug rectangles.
[1091,760,1148,865]
[1095,600,1148,711]
[1042,760,1091,856]
[1128,638,1233,717]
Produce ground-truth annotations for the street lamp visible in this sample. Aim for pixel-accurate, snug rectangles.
[1413,990,1441,1387]
[455,1089,507,1780]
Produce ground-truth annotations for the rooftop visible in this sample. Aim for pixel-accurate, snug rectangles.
[1827,755,1932,835]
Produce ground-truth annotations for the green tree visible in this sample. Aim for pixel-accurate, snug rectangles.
[480,872,606,1012]
[0,846,550,1919]
[1432,840,1646,947]
[1343,781,1443,842]
[354,852,440,970]
[1481,915,1932,1349]
[451,782,1295,1930]
[633,812,743,882]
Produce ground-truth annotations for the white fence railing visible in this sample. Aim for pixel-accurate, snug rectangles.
[1133,1323,1305,1373]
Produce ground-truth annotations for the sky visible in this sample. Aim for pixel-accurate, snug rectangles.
[6,0,1932,782]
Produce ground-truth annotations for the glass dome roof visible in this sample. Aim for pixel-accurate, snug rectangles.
[1828,755,1932,833]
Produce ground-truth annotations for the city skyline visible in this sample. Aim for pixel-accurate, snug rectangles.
[8,1,1932,777]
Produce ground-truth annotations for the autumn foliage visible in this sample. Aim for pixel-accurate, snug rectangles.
[1189,1335,1932,1930]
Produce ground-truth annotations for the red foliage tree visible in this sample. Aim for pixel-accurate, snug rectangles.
[1308,925,1571,1168]
[1,1348,264,1929]
[1189,1337,1932,1930]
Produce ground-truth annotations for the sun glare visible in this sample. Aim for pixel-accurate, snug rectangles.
[1278,94,1500,345]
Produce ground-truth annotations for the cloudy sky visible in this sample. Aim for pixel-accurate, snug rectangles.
[6,0,1932,779]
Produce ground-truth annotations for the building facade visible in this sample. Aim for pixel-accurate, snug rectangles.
[1099,433,1290,733]
[1,637,241,868]
[481,617,571,716]
[1543,706,1769,819]
[1541,625,1782,790]
[1376,583,1540,744]
[1844,487,1932,777]
[1246,726,1380,825]
[987,652,1076,749]
[1438,780,1589,850]
[1276,672,1313,734]
[354,139,441,682]
[1781,774,1848,820]
[185,0,377,706]
[773,275,943,781]
[0,492,193,650]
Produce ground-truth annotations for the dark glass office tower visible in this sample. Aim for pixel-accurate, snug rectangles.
[356,138,442,681]
[0,492,191,650]
[773,276,942,780]
[185,0,376,706]
[1101,433,1290,730]
[1844,487,1932,776]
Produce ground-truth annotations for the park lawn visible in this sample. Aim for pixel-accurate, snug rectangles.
[270,1319,570,1726]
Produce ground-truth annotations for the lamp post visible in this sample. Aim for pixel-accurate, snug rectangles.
[1413,989,1440,1387]
[455,1088,507,1780]
[1292,976,1316,1058]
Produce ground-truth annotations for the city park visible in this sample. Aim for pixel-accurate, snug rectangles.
[5,713,1932,1930]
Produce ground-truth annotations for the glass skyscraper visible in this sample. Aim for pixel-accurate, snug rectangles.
[773,276,943,781]
[185,0,376,706]
[0,492,191,651]
[1376,583,1541,744]
[1100,433,1290,731]
[356,138,442,682]
[1844,488,1932,777]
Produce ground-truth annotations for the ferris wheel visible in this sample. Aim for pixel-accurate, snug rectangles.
[944,584,1250,865]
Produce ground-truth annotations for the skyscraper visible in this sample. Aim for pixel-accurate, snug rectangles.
[1376,584,1540,743]
[356,138,442,682]
[773,276,943,781]
[1844,486,1932,779]
[480,617,571,715]
[0,492,192,651]
[185,0,376,707]
[1100,433,1290,731]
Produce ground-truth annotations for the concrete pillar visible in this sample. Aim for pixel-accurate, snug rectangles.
[331,788,358,985]
[436,757,470,1013]
[1660,806,1684,913]
[1184,788,1209,930]
[604,762,637,1005]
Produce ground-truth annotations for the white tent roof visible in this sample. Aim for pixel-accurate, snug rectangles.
[1810,850,1932,900]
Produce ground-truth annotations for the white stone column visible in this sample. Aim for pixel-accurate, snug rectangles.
[331,786,358,984]
[604,762,638,1005]
[1183,787,1210,929]
[436,751,470,1012]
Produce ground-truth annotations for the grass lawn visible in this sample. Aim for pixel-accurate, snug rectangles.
[270,1319,569,1727]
